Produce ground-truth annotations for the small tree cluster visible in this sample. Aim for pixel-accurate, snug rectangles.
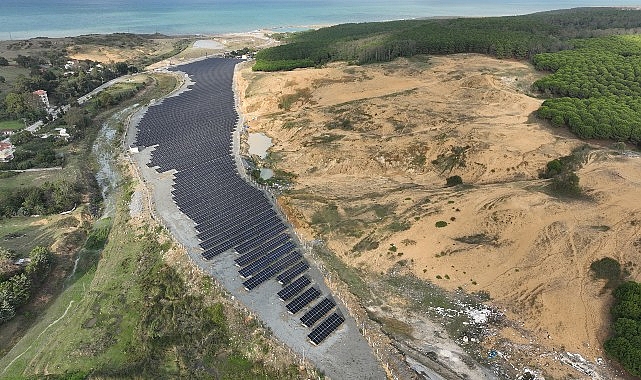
[604,281,641,377]
[0,246,53,324]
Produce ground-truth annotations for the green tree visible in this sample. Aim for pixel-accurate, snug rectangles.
[0,299,15,324]
[551,172,581,197]
[26,246,53,285]
[0,273,31,308]
[605,281,641,377]
[4,92,30,118]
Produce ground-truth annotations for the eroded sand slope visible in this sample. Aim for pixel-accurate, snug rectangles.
[237,54,641,378]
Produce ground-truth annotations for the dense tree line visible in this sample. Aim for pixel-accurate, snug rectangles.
[0,181,81,217]
[535,35,641,142]
[604,281,641,377]
[0,246,53,324]
[254,7,641,71]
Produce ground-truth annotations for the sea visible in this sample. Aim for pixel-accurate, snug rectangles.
[1,0,640,40]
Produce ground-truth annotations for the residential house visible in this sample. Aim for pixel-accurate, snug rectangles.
[0,141,15,162]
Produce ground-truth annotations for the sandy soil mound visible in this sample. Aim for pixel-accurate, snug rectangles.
[237,54,640,379]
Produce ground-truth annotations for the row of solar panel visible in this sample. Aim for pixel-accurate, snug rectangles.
[135,57,344,345]
[273,274,344,342]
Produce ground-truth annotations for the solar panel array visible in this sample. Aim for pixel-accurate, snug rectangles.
[134,57,343,345]
[301,297,336,328]
[308,313,345,345]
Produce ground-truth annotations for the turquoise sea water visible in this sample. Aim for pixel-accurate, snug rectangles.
[1,0,640,39]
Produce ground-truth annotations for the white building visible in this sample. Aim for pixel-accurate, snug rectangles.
[0,141,15,162]
[33,89,50,109]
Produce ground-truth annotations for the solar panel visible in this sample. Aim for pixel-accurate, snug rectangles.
[235,235,290,267]
[286,286,320,314]
[238,241,295,278]
[308,312,345,345]
[277,275,310,301]
[300,297,336,327]
[242,251,301,290]
[277,260,309,284]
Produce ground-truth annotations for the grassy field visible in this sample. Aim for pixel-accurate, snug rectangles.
[0,217,53,257]
[0,66,30,93]
[0,175,305,379]
[0,120,24,131]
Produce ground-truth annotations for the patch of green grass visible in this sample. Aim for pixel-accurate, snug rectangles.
[372,204,392,218]
[387,220,411,232]
[367,312,414,340]
[352,236,379,252]
[281,118,311,129]
[309,203,365,237]
[0,120,24,131]
[0,216,60,257]
[278,88,313,110]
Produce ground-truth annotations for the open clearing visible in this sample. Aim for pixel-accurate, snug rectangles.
[237,54,641,378]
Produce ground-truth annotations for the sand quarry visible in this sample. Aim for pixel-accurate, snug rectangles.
[237,54,641,378]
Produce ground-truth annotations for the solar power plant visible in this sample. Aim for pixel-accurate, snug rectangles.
[278,275,311,301]
[134,58,347,346]
[286,286,321,314]
[301,297,336,328]
[308,312,345,345]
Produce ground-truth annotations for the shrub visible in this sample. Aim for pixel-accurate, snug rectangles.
[435,221,448,228]
[446,175,463,187]
[550,172,582,197]
[590,257,623,288]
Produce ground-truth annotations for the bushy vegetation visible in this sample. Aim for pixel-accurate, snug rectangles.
[604,281,641,377]
[253,8,641,71]
[0,180,81,217]
[540,146,590,198]
[1,130,66,170]
[0,246,53,324]
[446,175,463,187]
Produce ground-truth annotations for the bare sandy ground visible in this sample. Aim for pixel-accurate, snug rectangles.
[236,54,641,379]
